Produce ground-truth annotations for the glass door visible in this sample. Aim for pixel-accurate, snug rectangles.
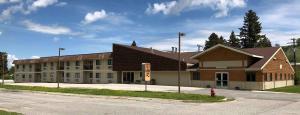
[215,72,229,88]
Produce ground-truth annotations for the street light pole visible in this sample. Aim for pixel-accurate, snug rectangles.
[57,48,65,88]
[178,32,185,93]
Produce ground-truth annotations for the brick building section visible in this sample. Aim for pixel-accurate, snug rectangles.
[262,49,295,81]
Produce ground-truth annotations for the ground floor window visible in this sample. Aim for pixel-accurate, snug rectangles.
[191,72,200,80]
[246,72,256,82]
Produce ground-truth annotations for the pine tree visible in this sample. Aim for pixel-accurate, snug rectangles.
[257,35,272,47]
[219,36,227,45]
[131,40,137,47]
[228,31,241,48]
[239,10,262,48]
[204,33,226,50]
[297,38,300,46]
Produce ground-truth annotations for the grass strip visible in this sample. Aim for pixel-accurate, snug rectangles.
[268,86,300,93]
[0,84,225,102]
[0,110,22,115]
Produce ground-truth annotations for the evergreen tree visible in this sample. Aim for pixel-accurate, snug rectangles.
[228,31,241,48]
[0,52,8,77]
[219,36,227,45]
[204,33,226,50]
[239,10,262,48]
[131,40,137,47]
[256,35,272,47]
[297,38,300,47]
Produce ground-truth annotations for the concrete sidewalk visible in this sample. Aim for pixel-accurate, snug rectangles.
[7,82,205,92]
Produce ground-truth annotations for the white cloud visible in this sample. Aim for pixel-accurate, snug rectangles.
[22,20,73,35]
[0,0,21,4]
[7,54,18,68]
[56,2,67,7]
[31,56,40,59]
[0,3,23,21]
[146,0,246,17]
[0,0,58,21]
[83,10,107,24]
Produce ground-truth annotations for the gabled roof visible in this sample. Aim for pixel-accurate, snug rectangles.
[191,44,264,59]
[241,47,280,69]
[113,44,198,64]
[191,44,283,70]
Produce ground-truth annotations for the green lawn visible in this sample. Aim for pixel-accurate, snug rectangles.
[0,85,226,102]
[0,110,21,115]
[268,86,300,93]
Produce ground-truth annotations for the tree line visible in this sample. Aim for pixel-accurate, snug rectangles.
[204,10,272,50]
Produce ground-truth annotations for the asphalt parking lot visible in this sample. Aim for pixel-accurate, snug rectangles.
[2,81,300,115]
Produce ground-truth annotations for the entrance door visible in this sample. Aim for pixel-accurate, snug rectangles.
[123,72,134,83]
[216,72,228,88]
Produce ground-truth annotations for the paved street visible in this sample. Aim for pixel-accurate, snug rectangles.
[0,89,300,115]
[0,82,300,114]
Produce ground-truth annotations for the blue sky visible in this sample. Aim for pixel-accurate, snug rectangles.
[1,0,300,67]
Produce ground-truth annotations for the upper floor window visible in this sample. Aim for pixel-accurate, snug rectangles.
[66,61,70,66]
[191,72,200,80]
[96,60,101,65]
[16,65,19,69]
[76,61,80,66]
[43,63,47,67]
[51,62,54,67]
[107,59,112,65]
[246,72,256,82]
[29,64,32,69]
[22,65,25,69]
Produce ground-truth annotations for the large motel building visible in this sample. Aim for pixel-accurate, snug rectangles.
[13,43,295,90]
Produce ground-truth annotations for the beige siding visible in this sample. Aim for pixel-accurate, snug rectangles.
[151,71,191,86]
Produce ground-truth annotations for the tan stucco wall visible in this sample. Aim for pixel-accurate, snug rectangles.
[264,80,294,90]
[151,71,191,86]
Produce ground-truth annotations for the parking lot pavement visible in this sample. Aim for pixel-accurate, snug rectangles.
[1,90,300,115]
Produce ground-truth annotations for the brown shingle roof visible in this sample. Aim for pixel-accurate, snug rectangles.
[114,44,198,64]
[13,52,111,64]
[242,47,280,69]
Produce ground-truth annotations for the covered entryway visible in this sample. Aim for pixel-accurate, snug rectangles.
[122,72,134,84]
[215,72,229,88]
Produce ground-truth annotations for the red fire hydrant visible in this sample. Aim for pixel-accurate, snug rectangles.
[210,88,215,97]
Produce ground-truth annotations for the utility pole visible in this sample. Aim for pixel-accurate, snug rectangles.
[178,32,185,93]
[291,38,297,84]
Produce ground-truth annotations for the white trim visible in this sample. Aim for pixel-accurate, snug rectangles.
[260,48,295,73]
[191,44,264,59]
